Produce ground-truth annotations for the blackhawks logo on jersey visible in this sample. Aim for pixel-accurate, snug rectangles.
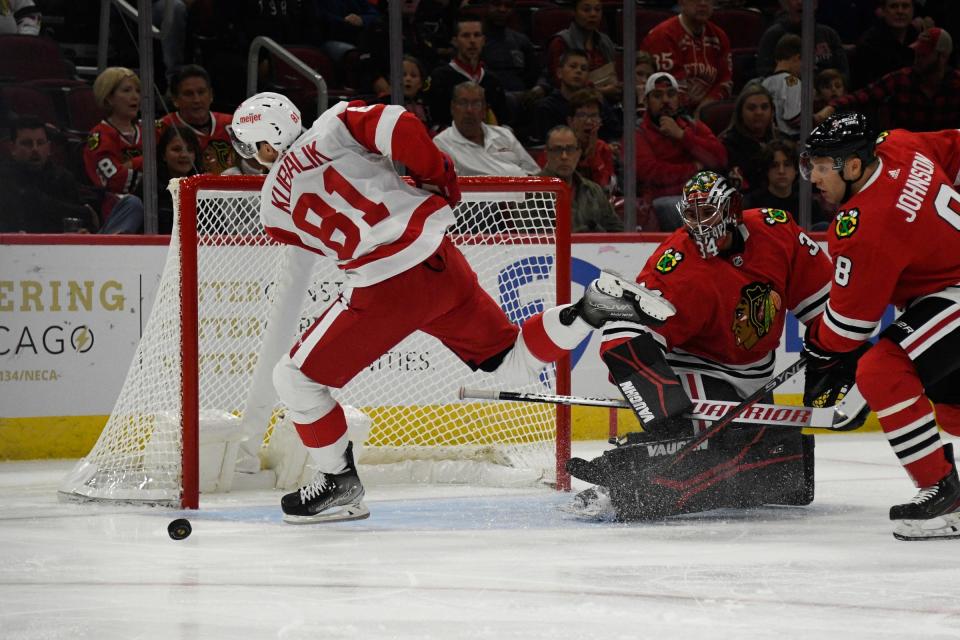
[732,282,782,350]
[761,208,789,225]
[875,130,890,145]
[835,208,860,238]
[87,132,100,151]
[655,248,684,274]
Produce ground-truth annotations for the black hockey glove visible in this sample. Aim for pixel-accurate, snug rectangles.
[802,339,871,408]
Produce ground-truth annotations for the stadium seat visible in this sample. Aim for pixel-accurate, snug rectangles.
[0,84,60,128]
[24,79,101,133]
[711,8,766,50]
[615,8,673,45]
[0,35,72,82]
[698,99,735,135]
[732,47,760,94]
[530,7,573,48]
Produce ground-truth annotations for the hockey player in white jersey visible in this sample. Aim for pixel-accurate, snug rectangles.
[228,92,675,523]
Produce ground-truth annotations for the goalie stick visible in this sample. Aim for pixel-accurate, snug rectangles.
[460,381,836,429]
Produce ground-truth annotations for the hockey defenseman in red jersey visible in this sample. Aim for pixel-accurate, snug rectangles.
[228,93,675,524]
[801,113,960,541]
[565,171,833,520]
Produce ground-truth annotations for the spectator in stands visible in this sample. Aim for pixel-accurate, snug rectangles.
[398,55,432,130]
[635,51,657,120]
[159,65,236,175]
[426,16,509,131]
[84,67,145,234]
[536,50,586,141]
[641,0,733,116]
[152,125,202,234]
[762,34,802,139]
[854,0,931,89]
[539,125,622,233]
[0,118,97,233]
[815,27,960,131]
[814,68,847,109]
[757,0,849,80]
[433,81,539,177]
[312,0,382,53]
[635,72,727,230]
[546,0,620,101]
[0,0,40,35]
[483,0,542,94]
[742,139,827,229]
[152,0,188,86]
[409,0,459,72]
[566,89,615,192]
[720,82,777,193]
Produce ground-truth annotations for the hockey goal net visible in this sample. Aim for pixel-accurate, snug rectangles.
[59,175,572,508]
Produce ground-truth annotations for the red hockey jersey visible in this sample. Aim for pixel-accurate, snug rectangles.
[601,208,832,393]
[259,101,455,287]
[640,16,733,108]
[159,111,236,175]
[83,120,144,195]
[807,128,960,353]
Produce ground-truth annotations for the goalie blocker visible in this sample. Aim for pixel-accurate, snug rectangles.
[569,333,814,520]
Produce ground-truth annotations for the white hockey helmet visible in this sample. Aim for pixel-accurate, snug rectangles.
[227,92,302,166]
[676,171,742,259]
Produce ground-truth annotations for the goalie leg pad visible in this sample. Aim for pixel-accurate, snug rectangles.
[602,333,693,436]
[597,428,814,520]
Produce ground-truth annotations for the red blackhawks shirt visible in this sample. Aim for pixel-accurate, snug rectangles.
[158,111,236,174]
[641,16,733,108]
[83,120,144,195]
[259,101,456,288]
[807,128,960,354]
[601,209,832,395]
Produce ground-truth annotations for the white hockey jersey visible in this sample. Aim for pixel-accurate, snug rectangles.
[259,101,455,287]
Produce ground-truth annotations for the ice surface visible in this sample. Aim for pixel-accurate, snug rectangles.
[2,434,959,640]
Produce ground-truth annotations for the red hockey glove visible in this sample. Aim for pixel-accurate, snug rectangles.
[422,152,461,208]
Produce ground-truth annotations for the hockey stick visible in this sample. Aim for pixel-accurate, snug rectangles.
[460,376,835,429]
[665,355,809,465]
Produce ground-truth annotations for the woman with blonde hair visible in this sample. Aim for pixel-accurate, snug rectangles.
[83,66,145,233]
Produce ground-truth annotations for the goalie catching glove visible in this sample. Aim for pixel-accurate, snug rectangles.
[802,338,871,408]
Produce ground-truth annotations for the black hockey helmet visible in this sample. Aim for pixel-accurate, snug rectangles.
[799,112,876,181]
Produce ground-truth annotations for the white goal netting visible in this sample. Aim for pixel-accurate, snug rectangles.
[59,175,571,507]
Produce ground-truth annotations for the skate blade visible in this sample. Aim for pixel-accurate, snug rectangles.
[283,501,371,525]
[892,512,960,541]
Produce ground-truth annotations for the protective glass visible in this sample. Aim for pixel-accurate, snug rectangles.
[227,124,258,160]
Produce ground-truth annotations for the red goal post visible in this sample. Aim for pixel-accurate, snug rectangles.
[60,174,573,509]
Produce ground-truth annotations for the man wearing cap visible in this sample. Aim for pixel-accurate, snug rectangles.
[815,27,960,131]
[634,71,728,231]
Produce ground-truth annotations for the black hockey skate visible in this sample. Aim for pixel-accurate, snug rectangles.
[282,442,370,524]
[891,444,960,541]
[566,271,676,329]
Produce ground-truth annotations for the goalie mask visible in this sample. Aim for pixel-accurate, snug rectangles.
[228,92,303,167]
[676,171,742,259]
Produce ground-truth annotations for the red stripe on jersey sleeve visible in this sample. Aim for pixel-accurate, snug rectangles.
[337,102,386,156]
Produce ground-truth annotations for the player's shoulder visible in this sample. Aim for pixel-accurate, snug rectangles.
[644,231,701,279]
[742,207,799,235]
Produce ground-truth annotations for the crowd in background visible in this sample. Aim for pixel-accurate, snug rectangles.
[0,0,958,234]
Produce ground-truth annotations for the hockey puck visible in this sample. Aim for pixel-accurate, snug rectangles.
[168,518,192,540]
